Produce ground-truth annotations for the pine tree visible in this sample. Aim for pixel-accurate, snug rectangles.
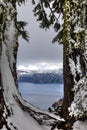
[63,0,87,119]
[33,0,87,120]
[62,0,87,120]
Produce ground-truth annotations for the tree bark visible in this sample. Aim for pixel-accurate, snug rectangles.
[0,1,19,129]
[62,45,74,119]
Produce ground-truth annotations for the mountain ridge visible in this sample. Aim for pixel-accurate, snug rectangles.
[17,68,63,84]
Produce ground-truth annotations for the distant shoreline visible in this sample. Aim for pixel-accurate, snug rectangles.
[18,81,63,84]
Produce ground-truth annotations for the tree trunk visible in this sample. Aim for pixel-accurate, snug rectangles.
[0,1,19,129]
[62,44,74,119]
[62,0,87,119]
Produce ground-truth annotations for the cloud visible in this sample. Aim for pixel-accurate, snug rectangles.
[17,1,63,66]
[17,66,27,71]
[17,62,63,71]
[28,65,39,70]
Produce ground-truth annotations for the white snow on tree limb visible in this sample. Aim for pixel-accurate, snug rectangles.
[69,76,87,118]
[69,58,76,82]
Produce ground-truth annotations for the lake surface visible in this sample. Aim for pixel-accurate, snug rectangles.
[18,83,63,110]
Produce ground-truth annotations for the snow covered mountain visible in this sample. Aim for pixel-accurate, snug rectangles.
[17,68,63,84]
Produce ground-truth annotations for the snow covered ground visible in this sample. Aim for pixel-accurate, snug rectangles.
[73,120,87,130]
[2,105,43,130]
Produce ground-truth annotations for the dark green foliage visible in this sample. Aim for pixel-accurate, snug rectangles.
[32,0,35,5]
[33,2,51,29]
[52,0,64,13]
[33,0,64,43]
[17,21,27,30]
[52,30,63,44]
[17,21,29,42]
[54,22,61,32]
[17,0,64,43]
[16,0,25,5]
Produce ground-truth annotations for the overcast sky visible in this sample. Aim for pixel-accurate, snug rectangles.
[17,1,63,69]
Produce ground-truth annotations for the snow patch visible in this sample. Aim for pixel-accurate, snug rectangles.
[73,120,87,130]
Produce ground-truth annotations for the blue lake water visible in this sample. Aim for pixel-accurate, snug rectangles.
[18,82,63,110]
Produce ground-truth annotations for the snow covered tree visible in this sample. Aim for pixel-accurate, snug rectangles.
[0,0,22,129]
[33,0,87,120]
[63,0,87,119]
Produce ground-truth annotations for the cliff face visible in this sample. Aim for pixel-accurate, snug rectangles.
[17,69,63,84]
